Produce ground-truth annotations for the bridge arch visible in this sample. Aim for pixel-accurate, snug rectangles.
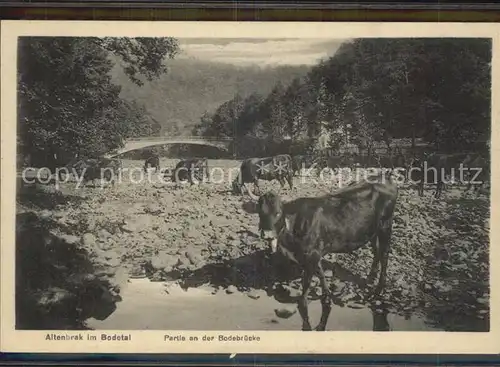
[105,136,233,158]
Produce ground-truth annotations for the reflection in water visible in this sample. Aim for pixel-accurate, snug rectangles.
[149,246,431,331]
[323,260,394,331]
[371,304,391,331]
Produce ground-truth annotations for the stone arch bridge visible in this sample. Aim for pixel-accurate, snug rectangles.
[105,136,233,158]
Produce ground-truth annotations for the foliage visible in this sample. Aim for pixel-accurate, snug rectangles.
[195,38,491,157]
[114,59,309,137]
[18,36,179,167]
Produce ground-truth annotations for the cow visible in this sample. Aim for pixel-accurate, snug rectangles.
[248,172,398,331]
[232,154,294,197]
[69,157,120,187]
[172,158,209,185]
[417,152,480,198]
[291,155,318,176]
[144,154,160,173]
[462,153,490,196]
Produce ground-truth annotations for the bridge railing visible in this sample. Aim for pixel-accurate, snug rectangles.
[126,136,233,143]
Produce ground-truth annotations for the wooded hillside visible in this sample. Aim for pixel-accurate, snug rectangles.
[112,58,309,136]
[195,38,491,157]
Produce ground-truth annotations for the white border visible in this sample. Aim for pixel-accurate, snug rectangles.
[1,20,499,354]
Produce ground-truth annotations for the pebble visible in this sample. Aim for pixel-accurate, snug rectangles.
[274,306,297,319]
[247,290,260,300]
[58,234,80,245]
[81,233,97,248]
[347,302,364,309]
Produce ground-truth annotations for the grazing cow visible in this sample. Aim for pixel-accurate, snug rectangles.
[417,152,479,198]
[70,158,119,187]
[172,158,209,185]
[232,154,294,197]
[291,155,318,176]
[250,172,398,331]
[144,154,160,173]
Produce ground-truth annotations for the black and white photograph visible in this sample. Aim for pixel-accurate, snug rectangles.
[1,21,498,354]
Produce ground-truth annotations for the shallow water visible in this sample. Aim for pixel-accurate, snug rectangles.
[87,279,437,331]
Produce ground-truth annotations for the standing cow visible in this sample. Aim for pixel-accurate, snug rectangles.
[172,158,209,185]
[70,158,119,187]
[462,153,490,195]
[232,154,294,197]
[248,171,398,331]
[417,152,480,198]
[291,155,318,176]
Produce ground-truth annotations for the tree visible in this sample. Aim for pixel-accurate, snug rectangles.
[262,82,287,142]
[194,38,490,157]
[235,93,265,138]
[18,36,179,167]
[204,93,245,138]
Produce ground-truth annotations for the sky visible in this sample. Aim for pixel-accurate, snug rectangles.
[177,38,348,67]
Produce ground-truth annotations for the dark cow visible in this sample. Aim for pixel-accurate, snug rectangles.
[291,155,318,176]
[250,172,398,331]
[70,157,120,187]
[144,154,160,173]
[417,152,480,198]
[172,158,209,185]
[232,154,294,197]
[462,153,490,195]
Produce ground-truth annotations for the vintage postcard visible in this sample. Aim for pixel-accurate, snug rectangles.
[1,21,499,354]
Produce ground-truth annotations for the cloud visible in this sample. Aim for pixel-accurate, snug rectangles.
[177,38,346,67]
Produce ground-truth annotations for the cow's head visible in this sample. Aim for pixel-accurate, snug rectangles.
[253,192,290,253]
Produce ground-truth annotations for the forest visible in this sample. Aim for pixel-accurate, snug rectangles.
[17,37,179,169]
[17,38,491,167]
[193,38,491,158]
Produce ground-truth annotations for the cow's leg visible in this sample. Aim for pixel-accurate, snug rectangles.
[465,181,473,194]
[298,263,314,331]
[278,177,286,189]
[188,170,195,186]
[242,182,248,194]
[374,224,392,295]
[474,182,483,197]
[435,179,443,199]
[315,258,332,331]
[418,179,424,197]
[265,253,278,296]
[253,180,261,195]
[259,218,264,239]
[286,173,294,190]
[366,236,380,286]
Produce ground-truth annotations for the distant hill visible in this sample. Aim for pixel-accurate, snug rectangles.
[110,58,309,136]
